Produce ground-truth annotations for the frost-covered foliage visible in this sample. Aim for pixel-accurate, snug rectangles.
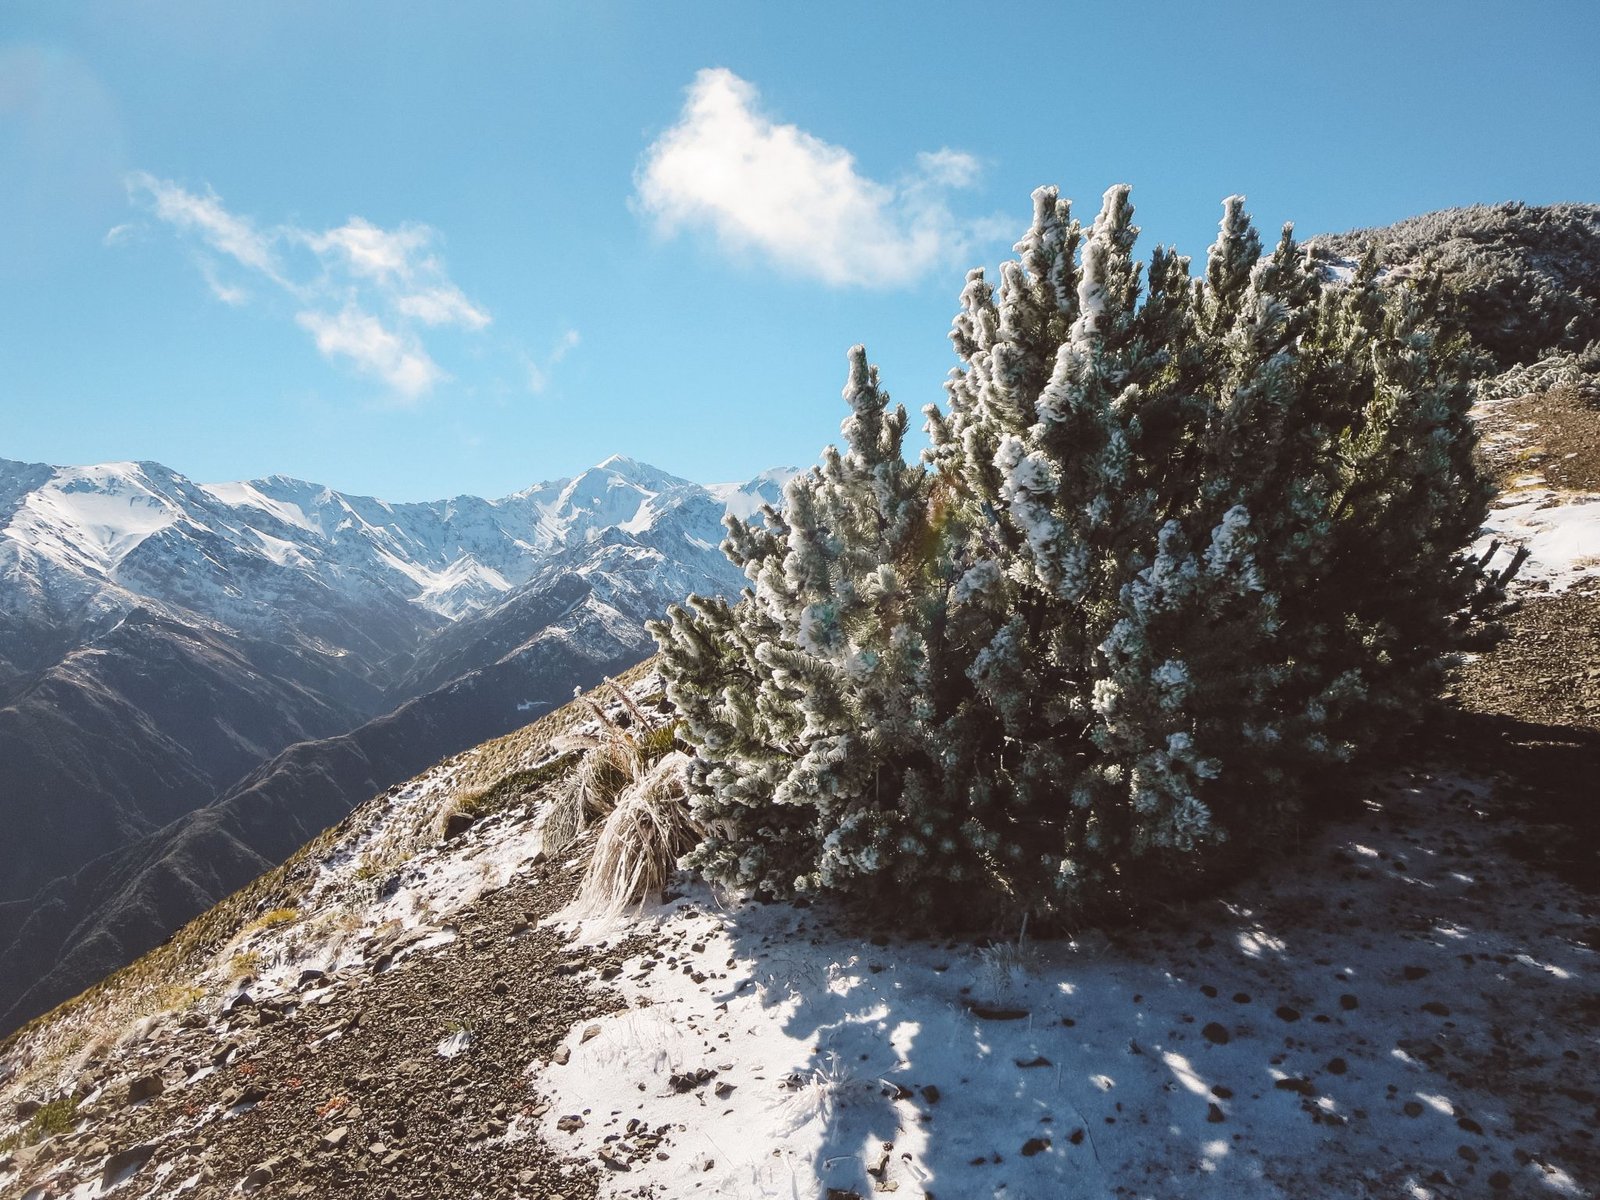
[1311,201,1600,374]
[653,185,1490,924]
[1483,341,1600,402]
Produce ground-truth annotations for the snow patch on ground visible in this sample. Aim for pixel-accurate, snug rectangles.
[215,752,554,1002]
[533,773,1596,1199]
[1478,487,1600,593]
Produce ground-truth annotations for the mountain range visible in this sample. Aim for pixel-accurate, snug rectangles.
[0,453,792,1035]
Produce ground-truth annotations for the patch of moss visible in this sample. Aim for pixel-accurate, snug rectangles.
[0,1093,80,1152]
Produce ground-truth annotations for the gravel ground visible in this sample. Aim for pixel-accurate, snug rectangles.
[4,856,646,1200]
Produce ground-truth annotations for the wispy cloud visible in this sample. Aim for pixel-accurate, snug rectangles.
[198,258,249,307]
[302,217,490,330]
[635,68,996,288]
[121,174,492,400]
[526,328,581,394]
[129,171,287,285]
[296,307,443,398]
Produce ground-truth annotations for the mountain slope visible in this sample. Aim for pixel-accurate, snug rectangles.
[0,454,793,1035]
[0,607,381,903]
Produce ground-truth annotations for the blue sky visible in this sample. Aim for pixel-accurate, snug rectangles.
[3,1,1598,501]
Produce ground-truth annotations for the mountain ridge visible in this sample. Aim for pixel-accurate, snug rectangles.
[0,452,795,1035]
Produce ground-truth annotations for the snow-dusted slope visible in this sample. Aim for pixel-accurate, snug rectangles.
[0,452,796,1034]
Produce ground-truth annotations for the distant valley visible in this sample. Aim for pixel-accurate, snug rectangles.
[0,454,791,1034]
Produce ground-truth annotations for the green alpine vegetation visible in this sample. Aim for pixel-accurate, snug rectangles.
[652,184,1492,925]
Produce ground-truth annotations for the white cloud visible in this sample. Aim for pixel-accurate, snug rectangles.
[393,284,490,330]
[127,171,286,285]
[199,258,249,306]
[303,217,426,283]
[304,217,490,330]
[527,328,580,394]
[296,307,443,400]
[122,175,493,398]
[635,68,992,288]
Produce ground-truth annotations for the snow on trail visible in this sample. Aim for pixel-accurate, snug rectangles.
[535,778,1595,1200]
[1478,488,1600,593]
[1474,393,1600,595]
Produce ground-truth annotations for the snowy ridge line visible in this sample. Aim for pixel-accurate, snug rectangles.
[0,455,799,624]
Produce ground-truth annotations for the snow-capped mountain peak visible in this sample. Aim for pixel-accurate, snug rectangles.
[0,455,788,635]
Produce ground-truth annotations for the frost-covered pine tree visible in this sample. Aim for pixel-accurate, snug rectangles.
[652,184,1489,924]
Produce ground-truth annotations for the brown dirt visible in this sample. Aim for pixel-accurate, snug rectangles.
[1475,383,1600,494]
[5,856,644,1200]
[1427,386,1600,894]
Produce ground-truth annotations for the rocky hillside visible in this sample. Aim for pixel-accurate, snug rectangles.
[0,389,1595,1199]
[0,456,794,1037]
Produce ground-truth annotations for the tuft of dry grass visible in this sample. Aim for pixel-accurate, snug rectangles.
[523,677,705,916]
[539,683,663,858]
[574,750,698,918]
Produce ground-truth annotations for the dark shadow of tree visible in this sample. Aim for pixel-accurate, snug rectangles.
[701,736,1600,1197]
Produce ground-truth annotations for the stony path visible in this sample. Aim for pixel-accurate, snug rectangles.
[7,856,643,1200]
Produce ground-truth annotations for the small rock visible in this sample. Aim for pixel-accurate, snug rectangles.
[321,1127,349,1151]
[1339,993,1359,1011]
[241,1163,275,1192]
[1402,966,1430,981]
[1421,1001,1451,1017]
[668,1067,717,1093]
[969,1005,1029,1021]
[126,1073,165,1104]
[101,1144,157,1188]
[1202,1022,1230,1045]
[1274,1077,1315,1097]
[1274,1005,1301,1023]
[580,1024,602,1044]
[1326,1057,1348,1075]
[1020,1137,1051,1157]
[551,1045,571,1066]
[556,1115,584,1133]
[442,809,475,840]
[919,1085,940,1105]
[1207,1102,1226,1123]
[1403,1100,1425,1118]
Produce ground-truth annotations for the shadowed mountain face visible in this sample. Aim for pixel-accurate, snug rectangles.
[0,454,792,1035]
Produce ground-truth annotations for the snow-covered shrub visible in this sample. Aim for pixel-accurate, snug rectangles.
[1310,201,1600,370]
[1482,341,1600,401]
[652,185,1489,924]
